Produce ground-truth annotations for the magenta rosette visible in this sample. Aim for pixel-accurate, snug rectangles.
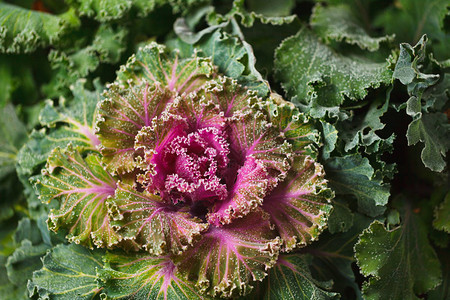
[35,43,333,298]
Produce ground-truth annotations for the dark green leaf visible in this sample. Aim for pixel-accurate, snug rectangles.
[355,203,442,299]
[325,154,389,217]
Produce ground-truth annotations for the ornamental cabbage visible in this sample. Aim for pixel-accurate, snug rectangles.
[34,42,333,298]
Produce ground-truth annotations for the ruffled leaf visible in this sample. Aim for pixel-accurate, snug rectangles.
[208,110,292,225]
[96,82,173,174]
[210,0,296,27]
[28,244,104,300]
[393,36,449,172]
[325,154,389,217]
[35,146,119,248]
[274,27,392,118]
[311,3,394,51]
[43,24,127,99]
[0,3,79,53]
[169,30,270,96]
[262,93,319,154]
[263,155,333,251]
[17,80,102,177]
[108,182,209,255]
[98,252,208,299]
[117,42,215,95]
[177,210,281,298]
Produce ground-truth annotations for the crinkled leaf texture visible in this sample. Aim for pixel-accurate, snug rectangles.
[355,201,442,299]
[275,26,393,119]
[28,244,104,300]
[393,35,450,172]
[310,3,394,52]
[35,41,332,298]
[0,3,79,53]
[246,253,339,300]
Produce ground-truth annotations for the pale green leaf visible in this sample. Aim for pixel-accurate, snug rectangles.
[263,155,333,251]
[98,251,210,299]
[29,243,104,300]
[34,146,120,248]
[116,42,215,95]
[96,82,173,175]
[17,79,102,182]
[108,182,208,255]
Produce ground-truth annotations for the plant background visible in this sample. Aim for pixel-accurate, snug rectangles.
[0,0,448,299]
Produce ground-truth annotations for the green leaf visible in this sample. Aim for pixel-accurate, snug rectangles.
[17,79,102,178]
[247,253,338,299]
[96,82,173,174]
[117,42,215,96]
[0,103,27,180]
[393,35,439,90]
[337,95,393,154]
[263,93,319,154]
[392,36,450,172]
[0,3,79,53]
[308,213,373,299]
[43,24,127,98]
[311,3,394,51]
[0,256,27,300]
[29,243,104,300]
[355,204,442,299]
[5,240,49,286]
[428,249,450,300]
[433,192,450,233]
[327,197,354,234]
[177,210,281,298]
[373,0,449,60]
[274,27,392,118]
[34,146,120,248]
[108,182,208,255]
[246,0,295,17]
[98,251,209,299]
[210,0,296,27]
[263,155,333,251]
[168,29,270,96]
[407,111,450,172]
[325,154,389,217]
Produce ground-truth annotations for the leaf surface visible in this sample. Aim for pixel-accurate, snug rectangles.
[29,244,104,300]
[355,204,442,299]
[274,27,392,118]
[35,146,119,248]
[263,155,333,251]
